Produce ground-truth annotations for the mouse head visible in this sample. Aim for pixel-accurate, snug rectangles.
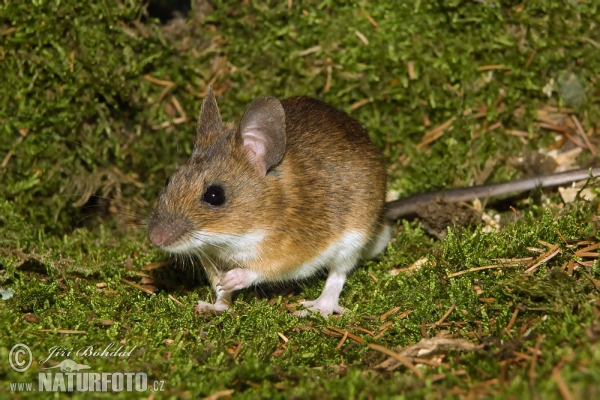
[147,87,286,253]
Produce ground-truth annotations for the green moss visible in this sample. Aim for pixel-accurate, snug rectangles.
[1,0,600,398]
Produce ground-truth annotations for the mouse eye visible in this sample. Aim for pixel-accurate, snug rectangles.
[202,185,225,206]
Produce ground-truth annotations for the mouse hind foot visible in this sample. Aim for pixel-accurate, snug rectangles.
[294,299,345,317]
[294,269,347,317]
[294,229,376,317]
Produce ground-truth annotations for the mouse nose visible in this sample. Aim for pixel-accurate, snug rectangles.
[147,214,194,249]
[148,226,172,247]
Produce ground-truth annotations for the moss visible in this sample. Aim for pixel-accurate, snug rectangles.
[1,0,600,398]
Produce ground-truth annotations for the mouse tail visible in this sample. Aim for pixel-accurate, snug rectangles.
[384,166,600,220]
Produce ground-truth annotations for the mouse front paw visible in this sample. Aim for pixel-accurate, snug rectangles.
[294,299,345,317]
[218,268,259,292]
[195,300,230,313]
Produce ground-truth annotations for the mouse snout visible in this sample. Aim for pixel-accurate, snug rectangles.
[148,226,173,247]
[147,215,193,249]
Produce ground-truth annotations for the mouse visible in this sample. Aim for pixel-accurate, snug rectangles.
[147,86,599,316]
[147,86,390,316]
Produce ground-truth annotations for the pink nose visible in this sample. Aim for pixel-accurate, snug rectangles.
[147,214,193,249]
[148,227,173,247]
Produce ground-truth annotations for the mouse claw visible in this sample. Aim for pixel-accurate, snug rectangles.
[294,300,345,317]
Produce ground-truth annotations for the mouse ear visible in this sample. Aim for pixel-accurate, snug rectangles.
[238,97,286,175]
[197,85,223,136]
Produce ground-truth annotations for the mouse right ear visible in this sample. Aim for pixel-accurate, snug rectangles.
[238,97,286,176]
[197,85,223,137]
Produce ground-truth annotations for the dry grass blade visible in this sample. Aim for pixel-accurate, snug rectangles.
[536,122,569,133]
[353,326,375,335]
[368,343,424,378]
[142,74,174,86]
[202,389,235,400]
[416,117,455,149]
[2,129,27,168]
[477,65,509,71]
[407,61,416,80]
[524,244,560,273]
[121,278,156,295]
[502,307,520,336]
[354,30,369,44]
[529,335,544,392]
[574,241,600,256]
[363,10,378,28]
[405,337,482,357]
[326,326,364,343]
[571,115,596,155]
[374,336,482,372]
[324,64,332,93]
[277,332,289,343]
[492,257,534,263]
[349,98,371,110]
[321,328,343,338]
[168,294,184,306]
[563,259,575,275]
[552,364,574,400]
[433,303,455,327]
[297,45,320,56]
[448,263,521,278]
[505,129,529,138]
[232,342,243,359]
[431,369,468,383]
[524,50,536,68]
[482,121,503,133]
[421,319,430,339]
[141,262,168,271]
[576,252,599,258]
[171,96,187,120]
[380,306,401,321]
[374,321,393,340]
[335,330,349,349]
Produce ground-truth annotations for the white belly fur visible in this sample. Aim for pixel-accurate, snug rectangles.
[272,229,369,282]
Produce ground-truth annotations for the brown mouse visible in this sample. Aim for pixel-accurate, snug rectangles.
[148,87,599,316]
[147,86,390,316]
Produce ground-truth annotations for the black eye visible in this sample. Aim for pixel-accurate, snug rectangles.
[202,185,225,206]
[164,177,171,188]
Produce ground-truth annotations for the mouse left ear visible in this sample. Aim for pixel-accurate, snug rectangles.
[197,85,223,136]
[238,97,286,176]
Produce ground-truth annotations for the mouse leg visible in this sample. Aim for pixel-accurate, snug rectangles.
[295,244,365,317]
[196,259,236,313]
[295,227,390,317]
[196,267,260,313]
[295,268,348,317]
